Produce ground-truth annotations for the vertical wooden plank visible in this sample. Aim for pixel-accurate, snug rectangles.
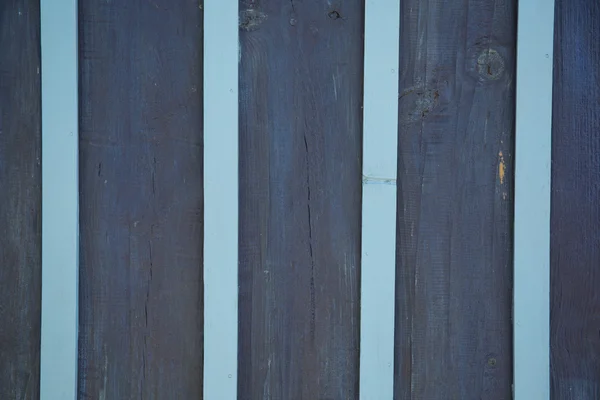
[203,0,238,398]
[394,0,515,398]
[40,0,79,398]
[551,0,600,398]
[0,1,42,399]
[237,1,363,398]
[514,0,554,398]
[359,0,399,398]
[77,1,204,398]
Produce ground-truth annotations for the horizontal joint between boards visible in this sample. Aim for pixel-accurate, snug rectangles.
[362,175,396,186]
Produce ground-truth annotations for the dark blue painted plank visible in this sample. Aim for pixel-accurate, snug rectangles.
[0,1,41,399]
[394,0,515,398]
[238,1,363,398]
[551,1,600,398]
[77,1,203,398]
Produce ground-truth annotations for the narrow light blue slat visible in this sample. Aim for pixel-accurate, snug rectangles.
[203,0,239,399]
[40,0,79,399]
[514,0,554,398]
[359,0,400,398]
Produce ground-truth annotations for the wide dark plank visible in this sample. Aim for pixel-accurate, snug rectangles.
[238,1,363,398]
[551,1,600,398]
[77,1,203,398]
[0,1,41,399]
[394,0,515,398]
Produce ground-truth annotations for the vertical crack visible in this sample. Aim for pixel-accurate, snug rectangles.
[140,350,146,400]
[141,240,153,397]
[303,134,316,340]
[145,241,153,329]
[151,157,156,195]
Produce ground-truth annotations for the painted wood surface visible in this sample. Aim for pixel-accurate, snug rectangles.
[40,0,79,397]
[77,0,204,398]
[513,0,554,397]
[551,0,600,398]
[237,1,363,398]
[203,0,238,398]
[0,1,41,399]
[394,0,515,398]
[359,0,399,398]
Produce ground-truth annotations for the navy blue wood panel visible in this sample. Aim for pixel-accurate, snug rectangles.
[0,1,41,399]
[551,1,600,398]
[77,1,204,398]
[394,0,515,398]
[237,1,364,398]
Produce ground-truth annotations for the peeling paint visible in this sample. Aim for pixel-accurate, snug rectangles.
[399,86,440,123]
[239,9,267,31]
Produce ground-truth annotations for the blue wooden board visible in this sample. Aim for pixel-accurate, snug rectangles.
[394,0,515,398]
[0,1,42,399]
[551,0,600,398]
[77,1,204,397]
[40,0,79,398]
[237,0,364,398]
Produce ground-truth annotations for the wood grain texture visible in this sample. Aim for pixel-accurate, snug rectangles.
[77,0,203,398]
[551,1,600,398]
[0,1,41,399]
[394,0,515,398]
[237,1,363,398]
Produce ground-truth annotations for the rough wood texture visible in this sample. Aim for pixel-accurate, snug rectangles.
[77,1,203,398]
[551,1,600,398]
[394,0,515,398]
[0,1,41,399]
[238,1,363,398]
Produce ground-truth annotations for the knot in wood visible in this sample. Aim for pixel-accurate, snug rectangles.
[476,49,505,80]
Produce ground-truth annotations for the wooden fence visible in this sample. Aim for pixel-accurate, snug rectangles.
[0,0,598,399]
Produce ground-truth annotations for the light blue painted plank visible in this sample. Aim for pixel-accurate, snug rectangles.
[514,0,554,398]
[360,0,400,398]
[40,0,79,399]
[203,0,239,399]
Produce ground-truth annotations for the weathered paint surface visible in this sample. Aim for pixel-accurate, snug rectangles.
[237,0,363,398]
[0,1,41,399]
[77,0,204,398]
[394,0,515,398]
[551,0,600,398]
